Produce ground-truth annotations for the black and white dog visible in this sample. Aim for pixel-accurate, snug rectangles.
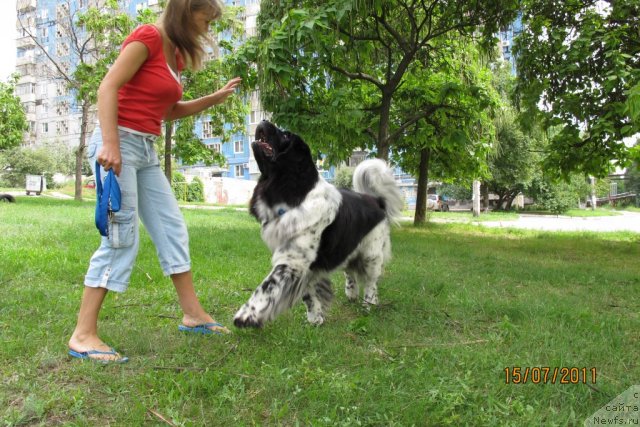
[233,121,403,328]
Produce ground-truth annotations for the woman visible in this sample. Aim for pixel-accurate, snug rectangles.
[68,0,241,363]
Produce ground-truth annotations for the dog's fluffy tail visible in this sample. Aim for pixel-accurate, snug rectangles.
[353,159,404,225]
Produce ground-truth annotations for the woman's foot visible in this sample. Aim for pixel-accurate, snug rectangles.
[68,333,126,362]
[181,313,230,334]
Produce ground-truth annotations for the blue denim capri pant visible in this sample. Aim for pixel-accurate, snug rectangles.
[84,126,191,292]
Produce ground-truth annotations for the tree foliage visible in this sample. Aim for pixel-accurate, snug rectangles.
[235,0,519,163]
[485,62,544,210]
[514,0,640,178]
[0,146,58,188]
[0,77,28,151]
[162,5,249,179]
[233,0,518,224]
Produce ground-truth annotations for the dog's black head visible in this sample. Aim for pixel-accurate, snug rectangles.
[250,120,319,210]
[252,120,317,179]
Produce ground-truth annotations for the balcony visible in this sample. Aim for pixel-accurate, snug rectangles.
[16,55,36,67]
[17,0,36,13]
[16,35,36,49]
[18,93,36,104]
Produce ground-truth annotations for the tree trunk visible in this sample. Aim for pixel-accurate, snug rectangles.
[414,148,430,225]
[472,180,481,217]
[164,121,173,182]
[481,182,490,212]
[377,94,392,161]
[504,189,518,211]
[74,101,90,201]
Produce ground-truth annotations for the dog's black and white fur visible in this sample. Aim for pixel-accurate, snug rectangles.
[233,121,403,328]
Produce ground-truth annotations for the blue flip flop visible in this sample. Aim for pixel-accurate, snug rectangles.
[68,348,129,364]
[178,322,227,335]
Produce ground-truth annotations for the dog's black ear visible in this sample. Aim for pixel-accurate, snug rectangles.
[289,135,317,174]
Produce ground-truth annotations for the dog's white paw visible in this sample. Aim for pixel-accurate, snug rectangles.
[345,278,359,302]
[233,304,264,328]
[362,290,379,308]
[306,311,325,326]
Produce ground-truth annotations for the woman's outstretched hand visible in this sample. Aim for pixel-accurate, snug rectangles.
[211,77,242,105]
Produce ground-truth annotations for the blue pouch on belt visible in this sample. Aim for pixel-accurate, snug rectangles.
[95,161,121,237]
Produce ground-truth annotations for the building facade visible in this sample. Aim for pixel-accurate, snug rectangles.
[14,0,262,182]
[16,0,80,147]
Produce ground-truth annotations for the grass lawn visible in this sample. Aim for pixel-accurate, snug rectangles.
[1,197,638,426]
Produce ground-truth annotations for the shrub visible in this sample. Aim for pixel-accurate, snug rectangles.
[187,177,205,202]
[538,181,580,214]
[172,172,187,202]
[333,166,354,189]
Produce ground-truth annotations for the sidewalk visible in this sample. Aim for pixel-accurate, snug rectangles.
[478,211,640,233]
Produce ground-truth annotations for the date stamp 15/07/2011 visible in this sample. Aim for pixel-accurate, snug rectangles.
[504,367,597,385]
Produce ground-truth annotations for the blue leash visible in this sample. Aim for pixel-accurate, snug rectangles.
[94,160,121,237]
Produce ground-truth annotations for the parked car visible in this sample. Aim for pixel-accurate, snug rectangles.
[428,194,449,212]
[83,178,96,189]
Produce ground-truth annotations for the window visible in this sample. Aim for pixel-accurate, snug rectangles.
[56,121,68,135]
[202,121,216,139]
[234,164,246,177]
[16,83,35,95]
[234,140,244,153]
[56,102,69,116]
[208,143,221,153]
[250,109,265,124]
[56,82,67,96]
[41,122,49,133]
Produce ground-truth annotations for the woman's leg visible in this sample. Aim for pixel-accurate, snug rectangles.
[68,287,125,361]
[68,129,141,360]
[136,156,228,333]
[172,271,229,333]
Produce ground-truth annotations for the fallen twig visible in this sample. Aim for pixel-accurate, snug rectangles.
[152,366,205,372]
[388,339,489,348]
[147,408,176,426]
[157,314,179,319]
[585,383,602,394]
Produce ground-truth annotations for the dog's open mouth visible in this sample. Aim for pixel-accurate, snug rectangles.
[255,136,273,157]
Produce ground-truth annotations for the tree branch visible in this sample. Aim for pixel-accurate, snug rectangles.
[17,14,74,87]
[327,64,384,89]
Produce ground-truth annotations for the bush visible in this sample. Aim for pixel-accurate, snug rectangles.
[538,181,580,214]
[333,166,354,189]
[171,172,188,202]
[187,177,204,202]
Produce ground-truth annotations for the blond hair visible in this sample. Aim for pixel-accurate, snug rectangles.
[160,0,223,70]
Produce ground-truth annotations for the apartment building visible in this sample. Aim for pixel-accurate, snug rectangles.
[14,0,263,181]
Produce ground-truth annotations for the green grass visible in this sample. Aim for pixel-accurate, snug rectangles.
[1,197,639,426]
[552,209,620,218]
